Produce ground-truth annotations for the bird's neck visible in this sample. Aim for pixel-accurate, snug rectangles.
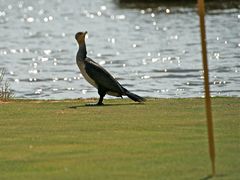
[77,43,87,60]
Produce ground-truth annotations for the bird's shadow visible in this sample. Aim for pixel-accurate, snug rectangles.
[67,102,144,109]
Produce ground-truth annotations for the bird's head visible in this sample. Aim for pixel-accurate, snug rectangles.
[75,31,87,45]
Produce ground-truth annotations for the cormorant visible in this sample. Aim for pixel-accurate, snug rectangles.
[75,31,145,105]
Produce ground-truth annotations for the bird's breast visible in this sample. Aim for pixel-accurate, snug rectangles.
[77,60,97,88]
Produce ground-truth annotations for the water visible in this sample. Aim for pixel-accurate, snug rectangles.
[0,0,239,99]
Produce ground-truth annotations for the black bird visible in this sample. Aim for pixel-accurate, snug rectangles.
[75,31,145,105]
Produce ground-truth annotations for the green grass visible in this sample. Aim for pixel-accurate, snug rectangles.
[0,98,239,180]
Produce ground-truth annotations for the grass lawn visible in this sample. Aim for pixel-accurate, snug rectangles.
[0,98,239,180]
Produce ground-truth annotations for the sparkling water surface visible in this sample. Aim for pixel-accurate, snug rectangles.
[0,0,239,99]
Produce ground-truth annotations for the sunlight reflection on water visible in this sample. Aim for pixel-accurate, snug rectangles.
[0,0,239,99]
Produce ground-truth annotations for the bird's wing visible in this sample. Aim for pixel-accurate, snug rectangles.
[84,58,124,94]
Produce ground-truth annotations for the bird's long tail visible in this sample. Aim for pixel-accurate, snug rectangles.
[125,90,146,102]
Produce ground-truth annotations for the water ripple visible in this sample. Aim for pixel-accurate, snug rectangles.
[0,0,239,99]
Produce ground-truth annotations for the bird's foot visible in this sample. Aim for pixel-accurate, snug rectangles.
[97,102,104,106]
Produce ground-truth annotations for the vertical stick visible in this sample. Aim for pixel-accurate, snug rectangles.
[197,0,216,176]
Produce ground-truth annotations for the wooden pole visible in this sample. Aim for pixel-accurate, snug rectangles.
[197,0,216,176]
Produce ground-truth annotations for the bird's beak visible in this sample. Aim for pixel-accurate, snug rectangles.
[84,31,88,35]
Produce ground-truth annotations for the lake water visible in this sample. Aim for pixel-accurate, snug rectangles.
[0,0,239,99]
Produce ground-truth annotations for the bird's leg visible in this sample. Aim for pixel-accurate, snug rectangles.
[97,88,106,105]
[85,88,106,106]
[97,95,104,105]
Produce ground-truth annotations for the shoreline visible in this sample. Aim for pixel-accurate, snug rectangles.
[1,96,239,102]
